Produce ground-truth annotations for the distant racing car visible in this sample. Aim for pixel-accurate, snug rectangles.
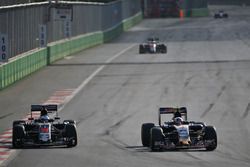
[141,107,217,151]
[139,37,167,54]
[214,10,228,18]
[12,104,77,148]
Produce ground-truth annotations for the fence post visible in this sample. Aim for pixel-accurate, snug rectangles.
[47,46,50,65]
[0,65,2,90]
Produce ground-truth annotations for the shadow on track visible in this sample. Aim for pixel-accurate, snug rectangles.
[126,145,208,152]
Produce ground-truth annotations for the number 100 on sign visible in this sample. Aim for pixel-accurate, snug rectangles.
[0,34,8,62]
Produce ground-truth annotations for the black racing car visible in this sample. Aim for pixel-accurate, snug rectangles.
[139,37,167,54]
[214,10,228,18]
[141,107,217,151]
[12,104,77,148]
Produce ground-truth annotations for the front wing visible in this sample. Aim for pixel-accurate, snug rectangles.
[153,140,215,150]
[20,137,73,147]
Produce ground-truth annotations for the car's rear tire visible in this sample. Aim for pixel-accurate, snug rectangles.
[150,127,165,151]
[139,45,145,54]
[141,123,154,147]
[204,126,217,151]
[12,125,25,148]
[161,45,167,53]
[65,124,78,147]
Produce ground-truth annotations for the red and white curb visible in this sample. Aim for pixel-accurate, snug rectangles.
[0,89,75,166]
[43,89,75,106]
[0,129,15,166]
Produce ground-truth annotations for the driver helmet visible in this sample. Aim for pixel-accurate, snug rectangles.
[174,117,183,125]
[40,108,49,120]
[40,108,48,116]
[174,111,182,118]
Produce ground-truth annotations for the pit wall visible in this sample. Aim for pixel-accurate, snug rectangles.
[0,12,142,90]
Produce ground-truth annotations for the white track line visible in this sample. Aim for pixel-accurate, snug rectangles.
[60,44,135,110]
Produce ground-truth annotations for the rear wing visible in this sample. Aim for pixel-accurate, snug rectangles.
[158,107,187,125]
[147,37,159,42]
[31,104,57,112]
[29,104,58,120]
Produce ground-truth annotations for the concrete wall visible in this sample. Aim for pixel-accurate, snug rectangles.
[0,11,142,90]
[0,0,141,59]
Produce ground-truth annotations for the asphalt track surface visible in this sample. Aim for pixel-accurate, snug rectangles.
[1,5,250,167]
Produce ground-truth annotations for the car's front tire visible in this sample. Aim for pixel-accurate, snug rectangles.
[150,127,165,151]
[12,125,25,148]
[141,123,155,147]
[65,124,78,147]
[204,126,217,151]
